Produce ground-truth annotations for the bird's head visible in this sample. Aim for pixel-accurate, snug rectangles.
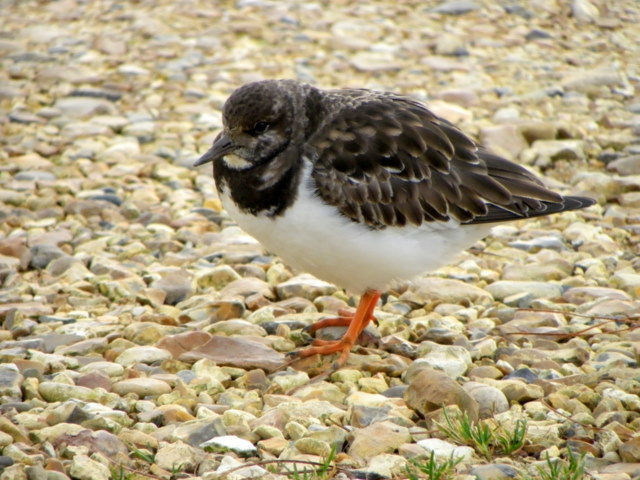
[194,80,299,171]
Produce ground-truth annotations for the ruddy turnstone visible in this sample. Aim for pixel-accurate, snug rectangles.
[194,79,594,368]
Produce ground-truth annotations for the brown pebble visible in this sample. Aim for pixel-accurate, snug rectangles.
[75,371,112,391]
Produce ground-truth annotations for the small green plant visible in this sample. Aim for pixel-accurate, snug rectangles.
[110,465,134,480]
[437,408,528,459]
[291,464,315,480]
[523,449,587,480]
[287,443,338,480]
[406,450,463,480]
[170,462,187,479]
[130,445,156,464]
[496,418,528,455]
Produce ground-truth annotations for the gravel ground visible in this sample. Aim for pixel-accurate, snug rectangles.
[1,0,640,479]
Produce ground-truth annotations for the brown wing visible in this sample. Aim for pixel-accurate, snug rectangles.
[309,93,587,229]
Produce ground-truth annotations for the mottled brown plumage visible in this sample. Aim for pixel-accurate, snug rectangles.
[307,88,580,228]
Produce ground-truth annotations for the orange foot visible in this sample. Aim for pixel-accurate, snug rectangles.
[293,289,381,368]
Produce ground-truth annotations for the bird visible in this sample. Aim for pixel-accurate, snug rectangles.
[194,79,595,369]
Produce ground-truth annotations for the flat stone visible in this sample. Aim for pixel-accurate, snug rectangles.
[117,428,159,450]
[404,368,479,421]
[562,286,631,304]
[0,415,30,444]
[220,277,274,299]
[53,97,118,118]
[112,378,172,397]
[619,437,640,462]
[600,463,640,476]
[155,331,212,358]
[69,454,110,480]
[562,67,622,91]
[201,435,258,457]
[431,0,480,14]
[196,264,242,289]
[364,453,408,478]
[480,124,528,160]
[330,20,384,50]
[508,235,568,253]
[214,454,268,479]
[435,33,469,56]
[155,440,206,471]
[276,274,337,300]
[468,366,503,379]
[0,364,23,399]
[462,382,509,418]
[406,277,493,306]
[150,268,193,305]
[75,371,112,391]
[348,421,411,461]
[607,155,640,176]
[61,121,114,140]
[470,464,522,480]
[415,342,472,377]
[114,346,172,367]
[38,382,117,404]
[51,429,128,459]
[180,336,285,372]
[497,380,545,403]
[78,361,124,377]
[207,319,267,337]
[417,438,474,461]
[350,52,402,72]
[486,281,563,302]
[524,139,586,168]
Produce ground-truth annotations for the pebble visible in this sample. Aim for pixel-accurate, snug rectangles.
[53,97,118,118]
[150,268,193,305]
[431,0,480,15]
[415,342,472,377]
[201,435,258,457]
[607,155,640,176]
[348,421,411,461]
[0,365,23,399]
[561,67,624,92]
[418,438,474,462]
[350,52,402,72]
[462,382,509,418]
[38,383,116,405]
[572,0,600,23]
[485,281,563,302]
[114,346,172,367]
[181,336,285,371]
[213,454,268,479]
[276,274,337,300]
[68,454,110,480]
[78,361,125,377]
[406,277,493,306]
[480,124,528,160]
[155,440,206,471]
[111,378,172,397]
[471,464,522,480]
[404,368,479,421]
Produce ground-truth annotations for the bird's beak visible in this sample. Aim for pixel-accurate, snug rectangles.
[193,132,236,167]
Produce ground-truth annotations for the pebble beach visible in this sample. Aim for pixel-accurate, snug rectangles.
[1,0,640,479]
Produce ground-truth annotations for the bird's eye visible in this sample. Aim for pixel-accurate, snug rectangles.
[248,121,269,135]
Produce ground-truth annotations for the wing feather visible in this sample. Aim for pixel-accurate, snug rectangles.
[309,91,593,229]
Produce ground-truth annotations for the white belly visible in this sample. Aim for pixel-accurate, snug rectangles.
[218,178,492,293]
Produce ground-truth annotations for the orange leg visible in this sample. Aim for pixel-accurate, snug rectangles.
[295,289,381,367]
[305,309,355,333]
